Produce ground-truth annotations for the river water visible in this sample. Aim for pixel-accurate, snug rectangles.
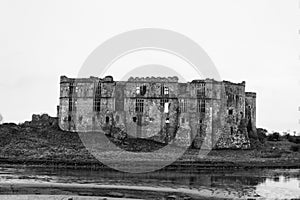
[0,165,299,199]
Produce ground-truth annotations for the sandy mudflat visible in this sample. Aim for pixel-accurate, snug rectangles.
[0,182,263,200]
[0,195,143,200]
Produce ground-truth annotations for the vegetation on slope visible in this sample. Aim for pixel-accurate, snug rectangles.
[0,114,299,168]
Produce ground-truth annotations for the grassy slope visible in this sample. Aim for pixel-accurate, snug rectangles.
[0,119,299,168]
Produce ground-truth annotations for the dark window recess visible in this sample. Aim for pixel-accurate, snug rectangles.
[196,84,205,113]
[133,117,137,122]
[69,99,73,112]
[240,112,244,118]
[116,115,119,122]
[227,93,233,106]
[199,119,203,124]
[179,99,187,113]
[160,98,169,108]
[68,82,74,112]
[140,85,147,96]
[200,100,205,113]
[197,99,205,113]
[94,82,101,112]
[79,116,83,122]
[228,109,233,115]
[236,95,239,105]
[230,127,234,135]
[181,118,185,123]
[69,82,74,95]
[68,115,72,121]
[161,85,169,96]
[94,98,101,112]
[135,99,144,112]
[196,83,205,97]
[106,116,109,123]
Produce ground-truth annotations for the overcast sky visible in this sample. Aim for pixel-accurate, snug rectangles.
[0,0,299,133]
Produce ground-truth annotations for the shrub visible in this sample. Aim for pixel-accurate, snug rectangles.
[248,130,258,140]
[249,138,263,149]
[267,132,280,141]
[288,136,300,144]
[257,128,267,143]
[290,144,300,152]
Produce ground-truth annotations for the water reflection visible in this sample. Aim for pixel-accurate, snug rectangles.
[0,166,299,199]
[256,174,300,199]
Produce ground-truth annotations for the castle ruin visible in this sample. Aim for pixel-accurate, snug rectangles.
[58,75,256,149]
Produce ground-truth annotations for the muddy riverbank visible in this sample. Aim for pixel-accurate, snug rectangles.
[0,157,300,171]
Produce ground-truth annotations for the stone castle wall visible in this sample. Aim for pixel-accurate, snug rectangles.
[58,75,256,149]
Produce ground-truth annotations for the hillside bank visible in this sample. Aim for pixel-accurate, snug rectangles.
[0,114,299,170]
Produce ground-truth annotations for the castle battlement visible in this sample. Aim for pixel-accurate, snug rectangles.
[127,76,179,83]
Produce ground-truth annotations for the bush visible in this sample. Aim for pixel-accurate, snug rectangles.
[257,128,267,143]
[267,132,280,141]
[290,144,300,152]
[288,136,300,144]
[248,130,258,140]
[249,138,263,149]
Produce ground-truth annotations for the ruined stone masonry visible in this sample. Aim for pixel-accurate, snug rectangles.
[58,75,256,149]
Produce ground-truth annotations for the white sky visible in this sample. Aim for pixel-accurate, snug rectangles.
[0,0,299,133]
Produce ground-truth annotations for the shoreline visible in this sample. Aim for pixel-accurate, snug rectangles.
[0,181,261,200]
[0,157,300,171]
